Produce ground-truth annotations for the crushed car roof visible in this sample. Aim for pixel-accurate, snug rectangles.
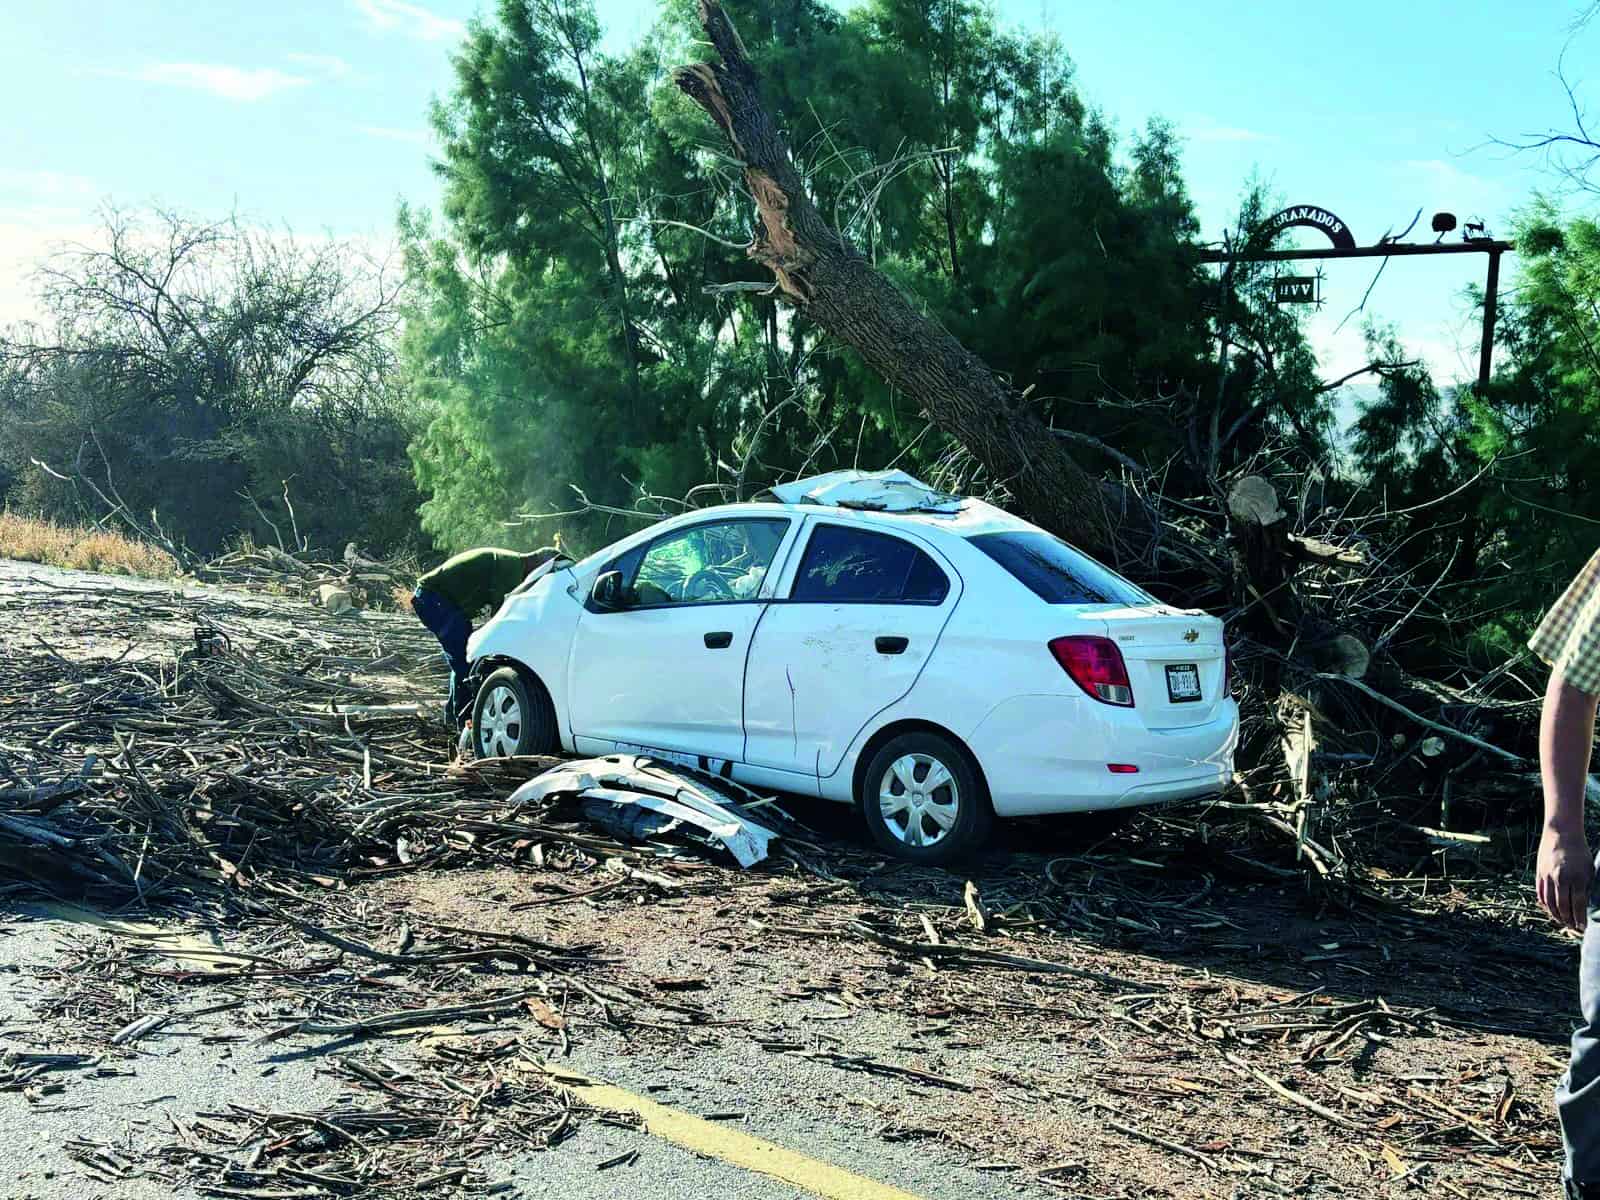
[566,472,1030,576]
[763,469,964,515]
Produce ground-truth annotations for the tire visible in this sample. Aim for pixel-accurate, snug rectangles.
[472,665,557,759]
[859,732,992,865]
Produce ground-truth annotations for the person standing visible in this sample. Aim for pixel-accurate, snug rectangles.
[410,547,555,727]
[1533,548,1600,1198]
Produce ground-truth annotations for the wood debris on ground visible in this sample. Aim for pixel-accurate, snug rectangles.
[193,540,416,611]
[0,565,1575,1197]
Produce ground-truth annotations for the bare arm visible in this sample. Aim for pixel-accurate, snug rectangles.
[1538,673,1599,930]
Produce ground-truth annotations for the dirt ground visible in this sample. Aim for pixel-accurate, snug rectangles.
[373,847,1569,1198]
[0,559,1579,1199]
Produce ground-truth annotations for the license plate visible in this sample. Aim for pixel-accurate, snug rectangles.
[1166,663,1201,702]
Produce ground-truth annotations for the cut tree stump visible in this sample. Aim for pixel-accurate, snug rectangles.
[316,585,353,614]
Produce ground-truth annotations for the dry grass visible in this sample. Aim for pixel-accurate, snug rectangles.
[0,512,178,579]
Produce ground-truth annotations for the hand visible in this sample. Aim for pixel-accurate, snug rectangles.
[1538,825,1595,932]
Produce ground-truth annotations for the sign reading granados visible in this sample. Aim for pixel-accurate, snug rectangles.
[1254,205,1357,251]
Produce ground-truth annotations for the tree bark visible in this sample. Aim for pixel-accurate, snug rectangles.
[674,0,1151,562]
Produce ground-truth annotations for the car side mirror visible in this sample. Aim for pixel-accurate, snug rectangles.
[590,570,632,611]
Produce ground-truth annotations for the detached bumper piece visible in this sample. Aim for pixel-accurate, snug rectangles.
[507,755,780,868]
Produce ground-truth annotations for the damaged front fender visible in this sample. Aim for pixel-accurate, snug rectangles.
[467,566,584,737]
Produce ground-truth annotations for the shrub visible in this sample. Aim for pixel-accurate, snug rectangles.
[0,511,178,578]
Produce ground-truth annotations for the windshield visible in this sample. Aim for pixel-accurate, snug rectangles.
[969,531,1153,606]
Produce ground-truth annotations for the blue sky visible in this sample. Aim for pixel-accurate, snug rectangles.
[0,0,1592,385]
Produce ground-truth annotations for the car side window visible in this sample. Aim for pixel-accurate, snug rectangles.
[789,525,950,604]
[622,518,790,607]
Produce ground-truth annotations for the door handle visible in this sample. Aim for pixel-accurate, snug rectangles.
[704,631,734,649]
[875,635,909,655]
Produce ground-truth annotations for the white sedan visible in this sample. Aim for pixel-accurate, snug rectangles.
[466,471,1237,863]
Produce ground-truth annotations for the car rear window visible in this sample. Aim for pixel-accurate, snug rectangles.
[790,525,950,604]
[969,531,1152,606]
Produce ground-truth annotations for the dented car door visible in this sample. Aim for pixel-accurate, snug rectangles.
[741,519,962,778]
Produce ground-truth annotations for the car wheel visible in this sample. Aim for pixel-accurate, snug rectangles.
[860,732,992,865]
[472,665,557,759]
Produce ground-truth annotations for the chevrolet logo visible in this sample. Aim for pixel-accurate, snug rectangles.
[1183,628,1199,643]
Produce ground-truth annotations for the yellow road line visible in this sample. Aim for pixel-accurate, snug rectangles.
[546,1066,930,1200]
[31,906,926,1197]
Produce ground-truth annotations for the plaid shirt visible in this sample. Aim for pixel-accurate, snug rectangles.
[1531,548,1600,694]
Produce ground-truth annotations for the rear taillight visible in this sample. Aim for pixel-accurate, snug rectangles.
[1049,636,1134,706]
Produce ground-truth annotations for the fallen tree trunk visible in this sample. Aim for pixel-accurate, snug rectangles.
[674,0,1155,563]
[670,1,1555,886]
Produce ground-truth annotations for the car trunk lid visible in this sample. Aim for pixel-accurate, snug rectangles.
[1088,605,1226,729]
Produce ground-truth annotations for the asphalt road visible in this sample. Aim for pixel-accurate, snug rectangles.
[0,906,1048,1200]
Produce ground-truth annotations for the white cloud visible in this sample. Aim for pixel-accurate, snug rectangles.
[1304,314,1480,391]
[286,53,353,79]
[0,211,102,329]
[1304,321,1375,380]
[1399,158,1513,227]
[357,125,431,145]
[353,0,464,42]
[1403,158,1485,187]
[0,173,103,327]
[114,63,310,102]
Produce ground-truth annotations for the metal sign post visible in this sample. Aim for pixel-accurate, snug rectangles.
[1478,246,1503,395]
[1200,206,1514,394]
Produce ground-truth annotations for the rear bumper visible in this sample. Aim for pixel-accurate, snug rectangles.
[968,693,1238,818]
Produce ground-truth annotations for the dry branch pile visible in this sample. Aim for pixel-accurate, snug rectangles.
[1142,469,1543,889]
[0,573,752,1192]
[38,924,644,1196]
[150,1044,631,1196]
[194,541,415,612]
[0,574,774,909]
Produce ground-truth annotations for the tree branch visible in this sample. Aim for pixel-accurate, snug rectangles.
[34,430,192,570]
[1049,427,1148,477]
[1315,359,1421,395]
[240,489,287,552]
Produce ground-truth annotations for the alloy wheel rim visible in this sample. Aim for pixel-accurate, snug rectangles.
[877,752,959,847]
[478,685,523,758]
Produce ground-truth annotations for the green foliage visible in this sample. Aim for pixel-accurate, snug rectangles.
[1201,184,1336,470]
[1350,325,1469,508]
[1342,200,1600,653]
[402,0,1256,555]
[1471,201,1600,620]
[0,0,1345,574]
[403,0,759,551]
